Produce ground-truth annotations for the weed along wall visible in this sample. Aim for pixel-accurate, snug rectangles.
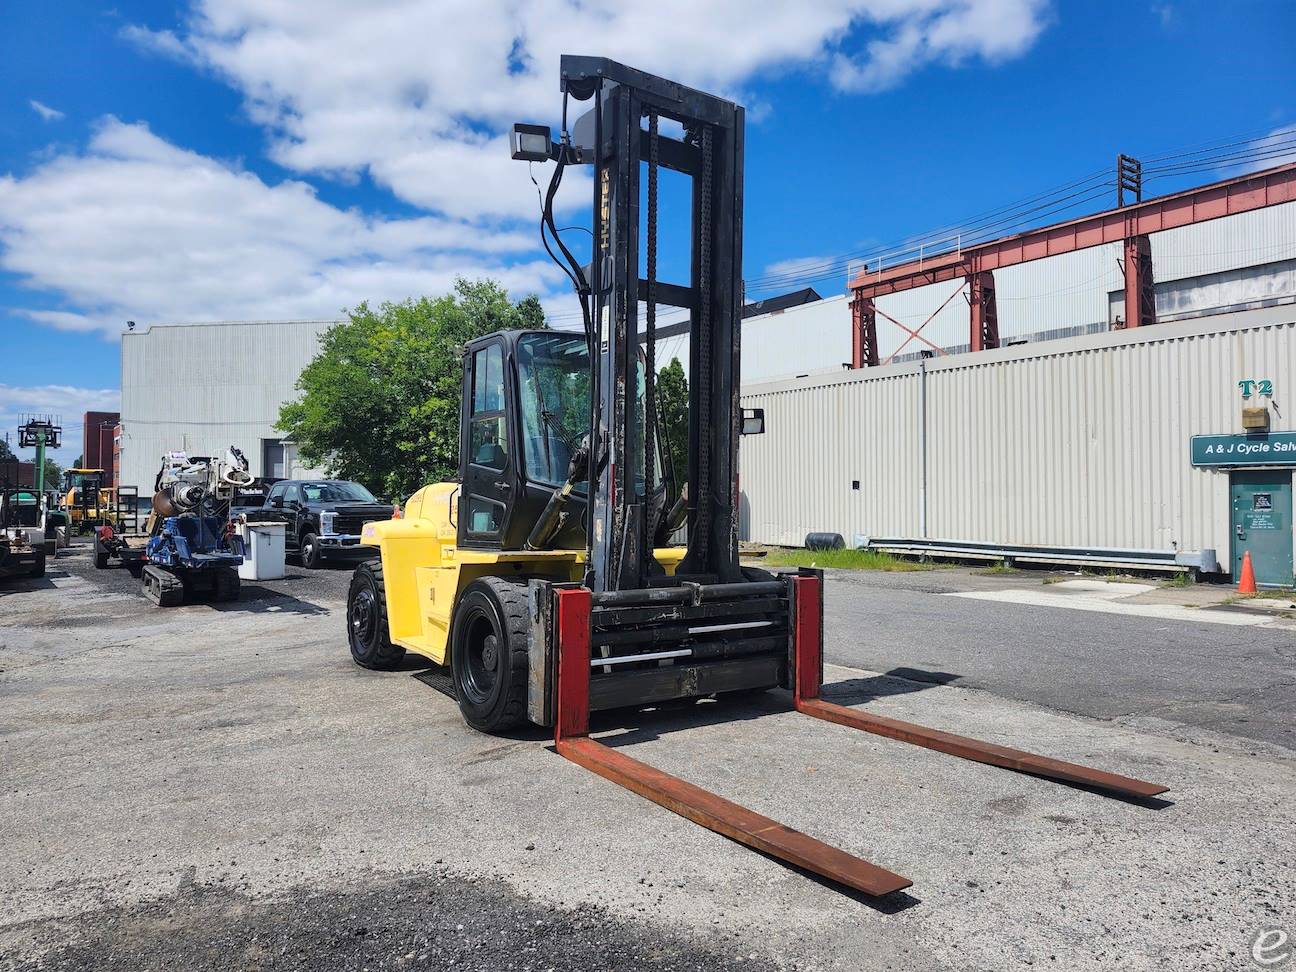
[739,305,1296,577]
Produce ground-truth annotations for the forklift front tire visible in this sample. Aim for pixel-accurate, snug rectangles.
[450,577,530,734]
[347,560,404,670]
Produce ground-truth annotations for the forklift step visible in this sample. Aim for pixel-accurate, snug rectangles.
[556,735,911,898]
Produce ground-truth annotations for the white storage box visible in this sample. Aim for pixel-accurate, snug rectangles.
[236,520,287,581]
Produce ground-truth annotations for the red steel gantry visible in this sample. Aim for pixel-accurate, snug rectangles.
[848,161,1296,368]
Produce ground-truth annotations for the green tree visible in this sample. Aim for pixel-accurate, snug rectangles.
[277,279,546,500]
[0,437,14,461]
[656,357,689,493]
[42,457,63,490]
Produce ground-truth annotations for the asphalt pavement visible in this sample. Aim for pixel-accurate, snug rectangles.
[3,545,1294,971]
[817,568,1296,750]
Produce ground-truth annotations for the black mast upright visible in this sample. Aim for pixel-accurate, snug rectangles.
[560,55,745,593]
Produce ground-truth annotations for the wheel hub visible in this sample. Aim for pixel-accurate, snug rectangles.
[351,590,374,642]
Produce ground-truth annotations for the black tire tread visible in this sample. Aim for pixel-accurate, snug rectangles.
[453,576,530,732]
[349,559,404,670]
[480,576,531,729]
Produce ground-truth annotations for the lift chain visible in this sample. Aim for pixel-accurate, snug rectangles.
[693,125,714,562]
[644,109,658,526]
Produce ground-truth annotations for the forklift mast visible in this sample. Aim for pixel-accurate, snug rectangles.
[560,56,745,593]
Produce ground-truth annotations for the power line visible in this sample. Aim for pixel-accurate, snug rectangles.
[544,124,1296,324]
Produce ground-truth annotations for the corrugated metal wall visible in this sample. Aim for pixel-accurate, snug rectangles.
[741,295,851,382]
[119,320,338,492]
[740,306,1296,565]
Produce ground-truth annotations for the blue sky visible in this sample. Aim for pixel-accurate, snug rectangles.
[1,0,1293,465]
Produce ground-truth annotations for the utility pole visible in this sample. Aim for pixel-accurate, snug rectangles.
[18,415,62,494]
[1117,154,1143,207]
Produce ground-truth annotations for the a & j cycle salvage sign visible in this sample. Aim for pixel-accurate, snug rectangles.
[1191,431,1296,467]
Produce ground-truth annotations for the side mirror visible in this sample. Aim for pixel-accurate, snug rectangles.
[269,495,283,509]
[740,407,765,436]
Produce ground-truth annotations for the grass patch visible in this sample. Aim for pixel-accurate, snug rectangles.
[975,562,1018,575]
[760,547,932,571]
[1160,572,1195,588]
[1222,589,1296,606]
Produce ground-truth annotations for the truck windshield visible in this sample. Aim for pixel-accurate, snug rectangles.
[300,482,377,503]
[515,332,661,492]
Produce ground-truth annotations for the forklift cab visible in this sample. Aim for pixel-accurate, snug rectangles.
[456,329,671,553]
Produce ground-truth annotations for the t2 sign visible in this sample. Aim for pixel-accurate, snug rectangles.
[1239,379,1274,399]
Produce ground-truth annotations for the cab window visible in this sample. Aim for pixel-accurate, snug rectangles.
[470,345,508,471]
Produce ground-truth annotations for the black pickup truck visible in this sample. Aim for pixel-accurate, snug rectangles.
[259,479,394,568]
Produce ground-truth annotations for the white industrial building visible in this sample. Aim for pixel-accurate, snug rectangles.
[118,192,1295,580]
[741,304,1294,582]
[119,320,336,495]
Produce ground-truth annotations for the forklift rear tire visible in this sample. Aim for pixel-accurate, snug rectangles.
[450,577,530,734]
[347,560,405,670]
[300,532,323,570]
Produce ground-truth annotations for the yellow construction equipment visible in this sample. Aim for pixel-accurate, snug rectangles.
[62,468,114,533]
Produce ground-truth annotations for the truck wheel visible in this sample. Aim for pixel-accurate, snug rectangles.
[450,577,529,734]
[300,532,323,569]
[347,560,405,670]
[28,550,46,579]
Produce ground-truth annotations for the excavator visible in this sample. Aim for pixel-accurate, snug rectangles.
[347,56,1167,898]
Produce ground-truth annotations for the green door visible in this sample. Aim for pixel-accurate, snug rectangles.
[1230,470,1294,587]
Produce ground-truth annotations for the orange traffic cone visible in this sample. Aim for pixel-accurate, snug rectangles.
[1237,550,1258,595]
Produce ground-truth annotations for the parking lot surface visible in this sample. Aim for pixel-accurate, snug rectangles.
[2,546,1294,971]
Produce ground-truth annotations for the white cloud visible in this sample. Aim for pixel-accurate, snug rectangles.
[831,0,1049,92]
[0,384,121,468]
[762,255,836,279]
[29,100,65,122]
[3,1,1052,348]
[0,118,563,339]
[124,0,1051,218]
[1236,127,1296,176]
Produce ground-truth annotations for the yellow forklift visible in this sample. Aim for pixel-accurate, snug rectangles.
[62,467,114,533]
[347,57,1167,898]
